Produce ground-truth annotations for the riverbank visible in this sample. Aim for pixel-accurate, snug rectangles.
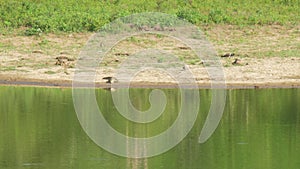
[0,58,299,89]
[0,25,299,89]
[1,56,299,89]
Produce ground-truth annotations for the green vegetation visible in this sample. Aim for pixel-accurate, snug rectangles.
[0,66,16,71]
[44,70,56,74]
[0,0,299,34]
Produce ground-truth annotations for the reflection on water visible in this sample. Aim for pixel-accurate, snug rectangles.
[0,86,299,169]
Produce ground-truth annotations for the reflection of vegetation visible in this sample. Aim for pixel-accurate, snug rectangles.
[0,87,128,168]
[176,88,300,169]
[96,88,182,138]
[0,87,299,168]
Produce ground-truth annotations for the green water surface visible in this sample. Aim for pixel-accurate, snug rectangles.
[0,86,299,169]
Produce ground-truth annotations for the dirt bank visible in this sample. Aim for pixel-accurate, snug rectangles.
[0,25,299,88]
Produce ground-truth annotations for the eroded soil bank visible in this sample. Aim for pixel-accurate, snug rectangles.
[1,25,299,88]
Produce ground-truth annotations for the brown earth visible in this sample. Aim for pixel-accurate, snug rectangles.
[0,25,299,88]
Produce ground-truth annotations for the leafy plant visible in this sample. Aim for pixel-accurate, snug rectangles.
[24,28,43,36]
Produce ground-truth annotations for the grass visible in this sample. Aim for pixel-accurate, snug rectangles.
[44,70,56,74]
[1,66,16,71]
[0,0,299,34]
[33,63,50,69]
[253,49,300,58]
[0,42,16,52]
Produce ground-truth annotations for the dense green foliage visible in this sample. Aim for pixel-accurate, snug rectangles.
[0,0,299,33]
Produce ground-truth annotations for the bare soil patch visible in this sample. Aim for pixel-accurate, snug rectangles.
[0,25,299,88]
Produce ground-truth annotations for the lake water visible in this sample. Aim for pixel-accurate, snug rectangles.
[0,86,299,169]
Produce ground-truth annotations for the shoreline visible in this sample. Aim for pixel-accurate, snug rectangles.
[1,26,299,90]
[1,78,299,89]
